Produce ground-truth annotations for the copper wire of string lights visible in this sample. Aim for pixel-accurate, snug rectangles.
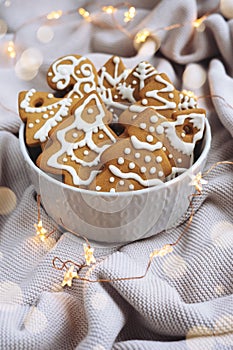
[49,161,233,288]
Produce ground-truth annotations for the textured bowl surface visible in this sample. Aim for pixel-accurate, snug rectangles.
[19,119,211,244]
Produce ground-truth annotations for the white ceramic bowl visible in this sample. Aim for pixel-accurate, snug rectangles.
[19,119,211,244]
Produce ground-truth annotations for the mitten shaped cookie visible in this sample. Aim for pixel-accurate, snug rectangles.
[37,91,117,188]
[18,89,80,146]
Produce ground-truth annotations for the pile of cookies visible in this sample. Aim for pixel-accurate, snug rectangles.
[18,54,206,192]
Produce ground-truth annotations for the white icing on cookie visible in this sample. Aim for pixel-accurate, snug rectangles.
[20,89,73,143]
[150,115,158,123]
[178,93,197,110]
[129,74,177,114]
[132,62,157,90]
[140,123,147,130]
[129,162,135,169]
[50,56,96,99]
[98,56,128,90]
[109,165,163,187]
[149,167,156,174]
[124,148,131,155]
[118,157,124,165]
[144,156,151,163]
[156,125,164,134]
[130,135,163,152]
[140,166,146,173]
[116,82,136,103]
[161,112,205,156]
[46,93,116,185]
[146,135,153,143]
[145,74,177,109]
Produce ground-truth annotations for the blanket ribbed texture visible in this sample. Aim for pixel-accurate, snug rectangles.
[0,1,232,349]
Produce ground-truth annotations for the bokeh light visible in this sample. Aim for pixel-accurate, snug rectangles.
[210,220,233,249]
[220,0,233,19]
[0,187,17,215]
[0,19,7,39]
[24,306,48,334]
[91,292,108,310]
[37,26,54,44]
[183,63,207,90]
[186,325,215,350]
[162,254,187,279]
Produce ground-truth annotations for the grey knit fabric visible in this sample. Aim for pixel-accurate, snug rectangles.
[0,1,233,349]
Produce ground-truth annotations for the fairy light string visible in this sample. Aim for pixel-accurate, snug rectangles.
[34,194,55,242]
[3,1,221,59]
[2,0,233,114]
[50,160,233,288]
[1,1,232,286]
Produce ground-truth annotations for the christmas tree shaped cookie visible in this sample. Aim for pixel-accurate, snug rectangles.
[37,92,118,188]
[119,72,180,125]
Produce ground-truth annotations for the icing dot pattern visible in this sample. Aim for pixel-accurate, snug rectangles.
[19,54,206,193]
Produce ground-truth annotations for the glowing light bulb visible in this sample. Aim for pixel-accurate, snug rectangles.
[102,6,116,14]
[83,243,96,266]
[193,16,207,32]
[34,220,47,242]
[4,0,11,7]
[134,29,160,55]
[61,266,79,287]
[134,29,150,44]
[124,6,136,23]
[150,244,173,259]
[78,8,90,21]
[20,47,43,70]
[181,90,197,100]
[189,172,208,193]
[47,10,63,20]
[7,40,16,58]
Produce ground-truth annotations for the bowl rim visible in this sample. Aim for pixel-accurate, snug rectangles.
[19,118,211,197]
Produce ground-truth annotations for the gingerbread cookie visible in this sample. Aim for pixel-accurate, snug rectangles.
[18,89,80,146]
[98,60,158,123]
[98,81,137,122]
[37,91,117,187]
[127,107,206,177]
[119,72,180,126]
[47,54,98,99]
[97,56,128,91]
[124,61,158,100]
[88,129,172,192]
